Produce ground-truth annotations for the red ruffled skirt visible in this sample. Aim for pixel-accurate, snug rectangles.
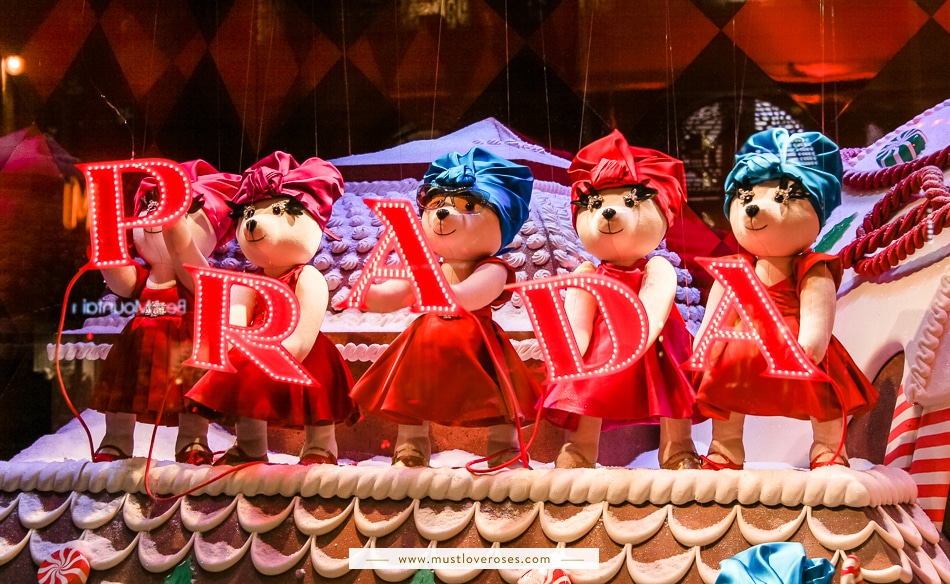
[543,315,696,431]
[185,332,358,428]
[90,289,201,426]
[350,312,541,427]
[695,314,878,421]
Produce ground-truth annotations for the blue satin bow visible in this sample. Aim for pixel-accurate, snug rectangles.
[716,543,835,584]
[423,147,534,253]
[724,128,842,227]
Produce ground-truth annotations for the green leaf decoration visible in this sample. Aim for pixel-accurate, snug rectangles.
[411,568,436,584]
[164,558,194,584]
[814,213,857,253]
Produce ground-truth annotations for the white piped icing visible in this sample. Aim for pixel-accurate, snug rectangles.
[0,461,916,508]
[336,343,388,362]
[905,262,950,407]
[47,342,113,361]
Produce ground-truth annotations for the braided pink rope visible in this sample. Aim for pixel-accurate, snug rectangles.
[839,166,950,277]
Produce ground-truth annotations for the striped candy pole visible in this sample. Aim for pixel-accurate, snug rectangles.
[884,386,921,471]
[885,385,950,526]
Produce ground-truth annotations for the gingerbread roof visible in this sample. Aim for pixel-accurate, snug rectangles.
[0,461,945,584]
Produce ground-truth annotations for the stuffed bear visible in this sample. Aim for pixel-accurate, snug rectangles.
[694,128,879,470]
[349,147,542,468]
[173,152,358,465]
[90,160,238,465]
[542,130,699,469]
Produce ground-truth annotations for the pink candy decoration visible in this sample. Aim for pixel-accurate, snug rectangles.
[38,545,90,584]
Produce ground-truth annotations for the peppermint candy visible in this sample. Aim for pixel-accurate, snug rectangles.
[37,545,90,584]
[518,568,572,584]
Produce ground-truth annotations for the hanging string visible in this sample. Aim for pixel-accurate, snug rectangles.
[664,0,680,159]
[140,1,160,156]
[503,0,511,129]
[578,8,594,151]
[819,0,826,134]
[311,0,320,156]
[256,3,277,161]
[238,0,256,170]
[393,0,404,178]
[663,0,690,323]
[537,1,554,179]
[830,0,839,144]
[213,0,224,169]
[77,0,135,159]
[340,0,353,155]
[430,0,445,141]
[731,6,749,154]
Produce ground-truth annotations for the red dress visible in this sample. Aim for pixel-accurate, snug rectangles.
[695,252,878,422]
[91,266,202,426]
[350,258,541,427]
[185,266,357,428]
[543,261,696,431]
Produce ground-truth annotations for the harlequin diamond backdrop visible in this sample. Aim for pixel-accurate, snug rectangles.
[2,0,949,202]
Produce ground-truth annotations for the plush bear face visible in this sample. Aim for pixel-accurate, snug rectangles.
[728,179,820,258]
[575,186,668,266]
[419,192,502,261]
[134,207,219,268]
[235,196,323,273]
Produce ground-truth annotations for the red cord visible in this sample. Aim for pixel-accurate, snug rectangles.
[139,367,264,502]
[464,317,538,474]
[56,263,263,500]
[54,263,97,459]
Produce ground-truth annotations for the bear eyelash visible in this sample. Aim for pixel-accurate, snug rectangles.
[625,182,658,208]
[228,199,306,221]
[773,177,808,204]
[737,188,755,206]
[585,193,605,211]
[736,178,807,206]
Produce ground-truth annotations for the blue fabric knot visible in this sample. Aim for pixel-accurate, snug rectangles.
[716,543,835,584]
[724,128,842,227]
[423,147,533,254]
[434,165,477,188]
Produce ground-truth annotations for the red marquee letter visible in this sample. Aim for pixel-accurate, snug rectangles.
[508,273,648,384]
[337,198,461,315]
[684,256,828,381]
[78,159,192,268]
[184,266,317,386]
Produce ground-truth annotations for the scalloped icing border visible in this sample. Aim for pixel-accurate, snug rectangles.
[0,461,917,509]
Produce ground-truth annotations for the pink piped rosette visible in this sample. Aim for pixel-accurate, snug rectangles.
[37,545,90,584]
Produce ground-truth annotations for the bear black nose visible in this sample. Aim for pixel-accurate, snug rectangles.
[246,219,257,233]
[745,204,759,218]
[601,208,616,220]
[436,208,450,220]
